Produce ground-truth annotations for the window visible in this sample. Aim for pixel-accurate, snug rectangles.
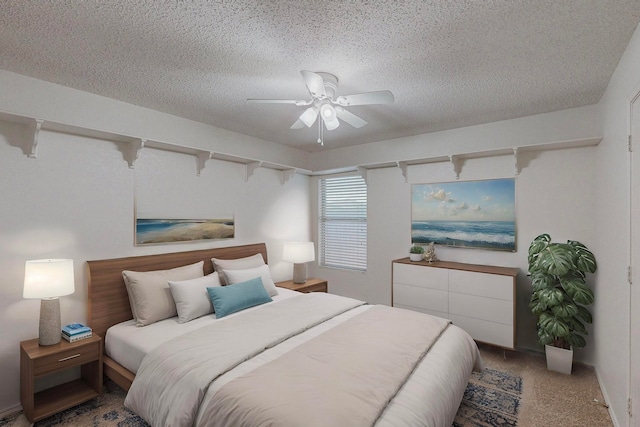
[319,175,367,271]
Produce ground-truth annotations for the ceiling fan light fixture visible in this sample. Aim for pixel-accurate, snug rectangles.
[248,70,393,144]
[320,103,336,121]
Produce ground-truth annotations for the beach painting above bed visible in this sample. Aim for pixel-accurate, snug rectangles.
[135,218,235,245]
[411,178,516,251]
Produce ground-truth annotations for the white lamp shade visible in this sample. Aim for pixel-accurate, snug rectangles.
[283,242,315,263]
[23,259,75,299]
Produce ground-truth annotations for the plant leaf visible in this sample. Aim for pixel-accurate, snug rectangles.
[528,234,550,259]
[567,317,588,334]
[538,313,570,338]
[538,288,564,306]
[530,271,555,291]
[569,240,598,273]
[551,300,578,318]
[561,279,595,305]
[537,328,555,345]
[529,293,547,314]
[567,333,587,348]
[575,305,593,323]
[536,244,575,276]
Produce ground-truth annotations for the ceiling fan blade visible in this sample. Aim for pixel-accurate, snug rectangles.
[247,99,311,106]
[324,116,340,131]
[335,107,368,128]
[290,119,306,129]
[300,70,327,98]
[335,90,394,106]
[298,106,319,127]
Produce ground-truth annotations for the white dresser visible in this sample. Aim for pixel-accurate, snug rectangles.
[392,258,518,349]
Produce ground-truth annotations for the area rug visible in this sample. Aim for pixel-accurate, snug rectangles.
[1,368,522,427]
[453,367,523,427]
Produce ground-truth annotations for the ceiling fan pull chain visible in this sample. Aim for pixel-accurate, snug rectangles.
[317,118,324,146]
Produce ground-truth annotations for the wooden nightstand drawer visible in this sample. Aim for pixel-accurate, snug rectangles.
[276,278,328,293]
[33,341,100,377]
[297,282,327,293]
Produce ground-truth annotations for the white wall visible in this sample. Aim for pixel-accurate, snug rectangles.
[593,22,640,427]
[309,145,597,358]
[0,120,312,413]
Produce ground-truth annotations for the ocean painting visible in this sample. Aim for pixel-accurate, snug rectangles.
[135,218,234,245]
[412,179,516,251]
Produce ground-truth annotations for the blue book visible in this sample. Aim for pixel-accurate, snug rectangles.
[62,323,92,336]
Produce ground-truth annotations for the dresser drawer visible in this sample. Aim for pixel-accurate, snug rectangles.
[450,314,514,348]
[33,341,100,377]
[449,293,513,325]
[394,283,448,313]
[393,263,448,291]
[393,303,449,320]
[448,269,513,301]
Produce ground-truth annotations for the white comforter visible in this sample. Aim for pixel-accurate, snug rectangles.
[124,293,482,427]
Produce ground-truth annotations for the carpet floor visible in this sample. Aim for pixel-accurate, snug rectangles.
[477,344,613,427]
[0,345,613,427]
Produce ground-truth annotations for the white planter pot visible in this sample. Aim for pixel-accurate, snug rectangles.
[545,344,573,375]
[409,253,423,261]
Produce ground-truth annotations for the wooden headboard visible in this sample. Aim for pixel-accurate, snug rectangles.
[87,243,268,340]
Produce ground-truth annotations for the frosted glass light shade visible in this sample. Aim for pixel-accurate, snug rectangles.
[24,259,75,298]
[320,103,336,120]
[282,242,315,263]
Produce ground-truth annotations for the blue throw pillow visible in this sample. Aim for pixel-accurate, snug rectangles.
[207,276,272,318]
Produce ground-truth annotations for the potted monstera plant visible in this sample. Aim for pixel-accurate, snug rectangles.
[528,233,597,375]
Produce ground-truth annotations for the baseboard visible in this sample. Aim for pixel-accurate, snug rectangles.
[0,403,22,419]
[594,366,622,427]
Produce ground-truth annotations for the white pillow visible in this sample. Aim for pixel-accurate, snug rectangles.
[212,253,265,285]
[169,272,221,323]
[122,261,204,326]
[225,264,279,297]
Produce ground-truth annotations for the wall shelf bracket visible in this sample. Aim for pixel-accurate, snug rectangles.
[245,161,262,182]
[513,147,522,175]
[356,166,369,184]
[397,161,408,183]
[281,168,296,185]
[25,118,44,158]
[196,151,213,176]
[124,139,145,169]
[449,155,462,179]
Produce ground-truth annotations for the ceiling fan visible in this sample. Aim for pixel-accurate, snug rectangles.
[247,70,394,145]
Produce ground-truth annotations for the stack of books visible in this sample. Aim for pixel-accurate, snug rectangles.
[61,323,92,343]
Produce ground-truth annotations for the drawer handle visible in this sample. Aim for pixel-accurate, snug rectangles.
[58,354,81,362]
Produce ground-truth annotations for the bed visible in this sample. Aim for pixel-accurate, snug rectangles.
[87,242,482,427]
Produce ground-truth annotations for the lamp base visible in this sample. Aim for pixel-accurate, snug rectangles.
[39,298,61,346]
[292,263,307,284]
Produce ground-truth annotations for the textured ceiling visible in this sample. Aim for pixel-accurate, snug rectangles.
[1,1,640,152]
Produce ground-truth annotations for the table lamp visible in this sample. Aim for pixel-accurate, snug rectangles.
[23,259,75,346]
[283,242,315,284]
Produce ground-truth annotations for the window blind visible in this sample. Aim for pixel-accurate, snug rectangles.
[319,175,367,271]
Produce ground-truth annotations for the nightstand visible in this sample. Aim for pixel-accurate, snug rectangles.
[20,334,103,423]
[276,278,328,293]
